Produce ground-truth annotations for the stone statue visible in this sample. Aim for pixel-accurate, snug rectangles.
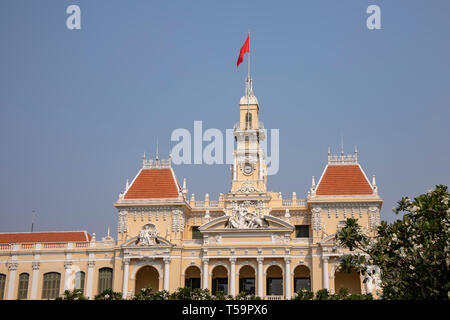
[136,223,158,246]
[226,204,268,229]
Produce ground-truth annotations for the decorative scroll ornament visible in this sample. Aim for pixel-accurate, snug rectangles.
[118,211,128,234]
[172,209,184,233]
[234,183,264,194]
[226,203,268,229]
[136,223,159,246]
[368,207,380,231]
[312,207,322,232]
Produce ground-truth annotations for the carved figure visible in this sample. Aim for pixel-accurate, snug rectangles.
[226,203,268,229]
[136,223,158,245]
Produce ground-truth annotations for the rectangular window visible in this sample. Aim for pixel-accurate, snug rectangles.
[192,226,203,240]
[294,277,311,292]
[212,278,228,295]
[295,225,310,238]
[185,278,201,291]
[0,274,6,300]
[266,278,283,296]
[17,273,29,299]
[239,278,255,295]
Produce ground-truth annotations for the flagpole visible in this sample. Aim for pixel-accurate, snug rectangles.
[248,31,250,82]
[247,31,250,117]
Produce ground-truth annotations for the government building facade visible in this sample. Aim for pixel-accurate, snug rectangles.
[0,78,383,300]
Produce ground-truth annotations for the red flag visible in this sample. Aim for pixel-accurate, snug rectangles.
[236,34,249,67]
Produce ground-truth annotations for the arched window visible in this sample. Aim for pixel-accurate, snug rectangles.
[98,268,113,294]
[42,272,61,299]
[17,273,29,299]
[0,274,6,300]
[75,271,85,294]
[245,112,252,129]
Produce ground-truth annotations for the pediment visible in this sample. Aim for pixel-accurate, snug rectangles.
[121,235,173,248]
[199,215,294,233]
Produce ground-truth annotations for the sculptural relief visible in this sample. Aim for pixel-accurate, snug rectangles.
[226,203,268,229]
[136,223,159,246]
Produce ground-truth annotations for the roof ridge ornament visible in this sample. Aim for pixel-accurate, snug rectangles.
[327,146,358,165]
[142,154,171,169]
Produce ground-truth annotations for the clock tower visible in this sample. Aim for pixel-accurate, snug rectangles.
[231,77,267,193]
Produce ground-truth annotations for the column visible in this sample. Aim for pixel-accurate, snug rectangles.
[85,261,95,299]
[229,258,236,296]
[202,258,209,290]
[365,271,373,295]
[284,258,291,299]
[233,155,237,180]
[64,262,73,291]
[257,258,264,298]
[6,262,18,300]
[259,150,263,180]
[30,262,40,299]
[122,258,130,299]
[163,258,171,292]
[322,257,329,290]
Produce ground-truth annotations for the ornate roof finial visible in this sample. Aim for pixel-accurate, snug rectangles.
[341,134,344,156]
[155,137,159,161]
[312,176,316,188]
[182,178,187,195]
[372,175,378,194]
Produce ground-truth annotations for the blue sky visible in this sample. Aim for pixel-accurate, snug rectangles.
[1,0,449,237]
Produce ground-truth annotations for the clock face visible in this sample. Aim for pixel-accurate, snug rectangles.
[244,163,253,174]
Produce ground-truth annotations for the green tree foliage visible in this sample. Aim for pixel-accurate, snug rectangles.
[56,289,87,300]
[292,288,372,300]
[130,287,260,300]
[336,185,450,299]
[94,288,123,300]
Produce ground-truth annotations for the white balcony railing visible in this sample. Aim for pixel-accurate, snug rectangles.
[195,201,205,207]
[265,295,283,300]
[20,243,35,249]
[281,199,307,207]
[43,242,66,249]
[209,200,219,207]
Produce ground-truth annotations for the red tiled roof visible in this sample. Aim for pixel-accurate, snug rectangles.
[124,168,180,199]
[316,164,374,196]
[0,231,91,244]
